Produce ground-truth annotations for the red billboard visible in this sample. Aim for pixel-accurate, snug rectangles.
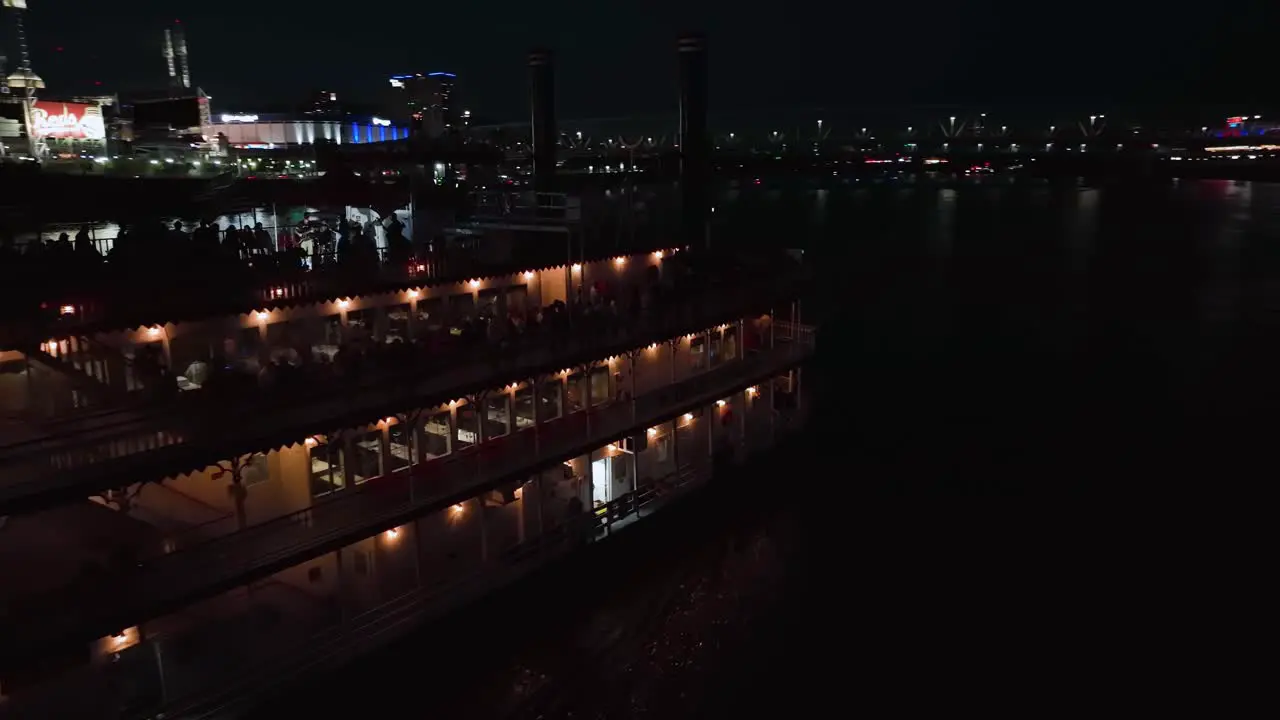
[30,101,106,141]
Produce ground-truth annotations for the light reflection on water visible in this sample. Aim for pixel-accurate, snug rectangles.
[15,206,413,255]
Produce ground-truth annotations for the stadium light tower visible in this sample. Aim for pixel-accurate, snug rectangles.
[4,0,46,159]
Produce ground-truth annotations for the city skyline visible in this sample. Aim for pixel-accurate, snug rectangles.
[9,0,1276,121]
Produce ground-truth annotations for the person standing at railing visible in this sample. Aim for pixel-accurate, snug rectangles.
[223,225,244,258]
[252,223,272,256]
[335,219,353,263]
[50,232,73,259]
[108,225,131,261]
[73,225,99,261]
[565,495,588,546]
[166,220,188,246]
[0,235,18,289]
[192,220,218,257]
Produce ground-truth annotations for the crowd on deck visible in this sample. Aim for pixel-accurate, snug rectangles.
[0,215,416,281]
[127,267,749,409]
[2,226,794,416]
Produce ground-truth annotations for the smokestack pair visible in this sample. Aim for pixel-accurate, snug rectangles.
[527,35,708,247]
[163,24,191,89]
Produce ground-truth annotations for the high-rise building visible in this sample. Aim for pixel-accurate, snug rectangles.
[306,89,342,118]
[388,71,455,138]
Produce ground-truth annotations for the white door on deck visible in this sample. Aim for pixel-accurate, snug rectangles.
[592,458,612,507]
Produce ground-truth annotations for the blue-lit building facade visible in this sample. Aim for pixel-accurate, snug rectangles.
[210,112,411,149]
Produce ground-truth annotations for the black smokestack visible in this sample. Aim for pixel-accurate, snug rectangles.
[677,33,708,249]
[528,49,556,193]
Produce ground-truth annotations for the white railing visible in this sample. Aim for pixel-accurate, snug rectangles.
[2,332,816,669]
[0,278,806,509]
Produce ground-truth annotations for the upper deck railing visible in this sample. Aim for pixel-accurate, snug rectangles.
[0,265,808,513]
[0,323,815,665]
[1,457,722,720]
[465,191,582,224]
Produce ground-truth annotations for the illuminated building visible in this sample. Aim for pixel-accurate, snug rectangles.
[209,111,409,148]
[1216,114,1280,139]
[25,99,107,156]
[388,71,456,138]
[306,89,342,118]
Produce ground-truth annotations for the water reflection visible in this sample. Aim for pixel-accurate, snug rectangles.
[16,205,414,257]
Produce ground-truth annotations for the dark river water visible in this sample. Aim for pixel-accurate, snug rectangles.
[770,179,1280,495]
[253,179,1276,718]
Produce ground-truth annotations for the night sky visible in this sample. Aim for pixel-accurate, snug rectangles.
[12,0,1276,121]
